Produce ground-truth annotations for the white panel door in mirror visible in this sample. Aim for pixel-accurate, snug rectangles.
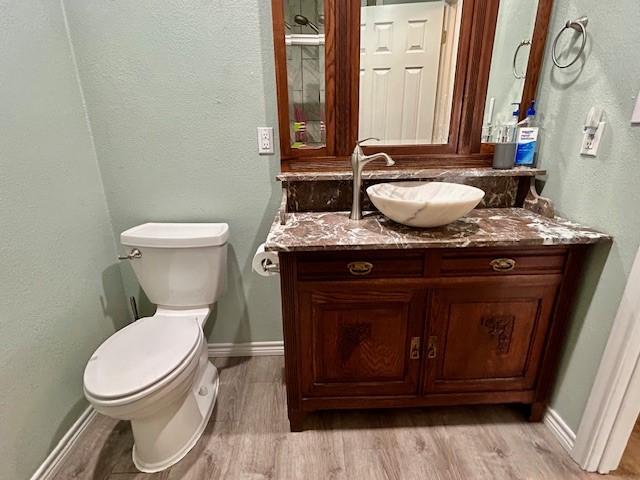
[359,0,462,147]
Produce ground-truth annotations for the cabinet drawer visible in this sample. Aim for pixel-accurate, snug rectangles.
[297,251,424,280]
[437,248,567,276]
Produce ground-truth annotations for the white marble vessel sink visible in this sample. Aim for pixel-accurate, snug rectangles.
[367,181,485,228]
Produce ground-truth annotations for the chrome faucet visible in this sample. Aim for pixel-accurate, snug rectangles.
[350,138,395,220]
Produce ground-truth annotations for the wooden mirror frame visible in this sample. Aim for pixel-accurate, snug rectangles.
[272,0,554,172]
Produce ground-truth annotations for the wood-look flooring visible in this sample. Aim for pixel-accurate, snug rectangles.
[54,356,638,480]
[615,417,640,478]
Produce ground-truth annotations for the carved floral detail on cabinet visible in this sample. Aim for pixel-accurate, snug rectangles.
[481,315,516,354]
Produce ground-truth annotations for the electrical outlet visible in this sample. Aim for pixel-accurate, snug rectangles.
[257,127,274,155]
[580,121,606,157]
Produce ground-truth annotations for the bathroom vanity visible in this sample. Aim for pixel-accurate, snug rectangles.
[267,0,610,431]
[265,195,609,431]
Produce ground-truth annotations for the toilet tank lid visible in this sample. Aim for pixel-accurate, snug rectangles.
[121,223,229,248]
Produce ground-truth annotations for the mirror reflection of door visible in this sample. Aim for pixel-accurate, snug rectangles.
[482,0,539,143]
[358,0,464,147]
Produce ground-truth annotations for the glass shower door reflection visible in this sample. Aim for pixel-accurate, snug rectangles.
[284,0,326,150]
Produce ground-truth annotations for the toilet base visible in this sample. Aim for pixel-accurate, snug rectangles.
[131,357,219,473]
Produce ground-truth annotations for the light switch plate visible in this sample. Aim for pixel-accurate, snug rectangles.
[580,121,606,157]
[257,127,274,155]
[632,91,640,125]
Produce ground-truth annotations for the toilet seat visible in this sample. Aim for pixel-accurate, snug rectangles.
[84,314,202,401]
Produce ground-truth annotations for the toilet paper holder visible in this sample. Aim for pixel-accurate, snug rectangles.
[262,258,280,274]
[253,242,280,277]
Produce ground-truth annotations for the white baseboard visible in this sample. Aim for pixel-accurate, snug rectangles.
[30,406,97,480]
[207,341,284,357]
[544,407,576,453]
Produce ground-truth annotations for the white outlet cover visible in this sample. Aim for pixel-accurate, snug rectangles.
[632,90,640,125]
[257,127,274,155]
[580,121,606,157]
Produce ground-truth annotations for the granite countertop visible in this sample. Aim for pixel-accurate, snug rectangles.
[264,208,610,252]
[277,167,546,182]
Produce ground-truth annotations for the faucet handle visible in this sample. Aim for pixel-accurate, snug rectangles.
[353,137,380,158]
[356,137,380,146]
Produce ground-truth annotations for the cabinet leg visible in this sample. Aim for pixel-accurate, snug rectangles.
[289,411,305,432]
[528,402,546,422]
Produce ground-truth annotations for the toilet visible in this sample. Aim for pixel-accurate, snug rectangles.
[83,222,229,473]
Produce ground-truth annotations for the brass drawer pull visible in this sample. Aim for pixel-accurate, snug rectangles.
[347,261,374,276]
[490,258,517,272]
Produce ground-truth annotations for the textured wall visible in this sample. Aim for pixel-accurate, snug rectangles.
[62,0,284,344]
[537,0,640,430]
[0,1,129,478]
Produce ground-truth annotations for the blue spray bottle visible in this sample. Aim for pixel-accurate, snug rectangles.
[515,101,539,166]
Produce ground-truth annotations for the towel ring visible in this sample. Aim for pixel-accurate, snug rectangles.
[513,39,532,79]
[552,16,588,69]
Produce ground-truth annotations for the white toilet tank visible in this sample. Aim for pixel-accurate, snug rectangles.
[120,223,229,309]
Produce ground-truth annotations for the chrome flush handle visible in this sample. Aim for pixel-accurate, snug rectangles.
[118,248,142,261]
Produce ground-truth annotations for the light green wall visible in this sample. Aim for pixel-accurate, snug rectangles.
[62,0,284,344]
[58,0,640,432]
[537,0,640,430]
[0,1,129,478]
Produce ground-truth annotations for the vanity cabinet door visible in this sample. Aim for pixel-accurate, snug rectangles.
[298,282,426,397]
[424,277,560,394]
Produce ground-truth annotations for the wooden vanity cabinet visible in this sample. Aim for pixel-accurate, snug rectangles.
[279,246,586,431]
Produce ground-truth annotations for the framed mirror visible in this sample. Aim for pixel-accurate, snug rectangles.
[271,0,554,170]
[273,0,337,160]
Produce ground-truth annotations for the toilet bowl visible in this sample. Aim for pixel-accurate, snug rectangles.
[83,223,229,473]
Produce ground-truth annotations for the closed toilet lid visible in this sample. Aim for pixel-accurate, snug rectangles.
[84,315,201,400]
